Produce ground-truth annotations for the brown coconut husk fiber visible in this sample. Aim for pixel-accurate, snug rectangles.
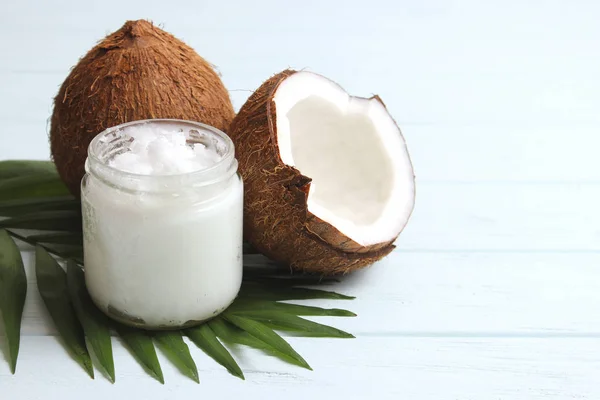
[50,19,235,196]
[229,69,404,275]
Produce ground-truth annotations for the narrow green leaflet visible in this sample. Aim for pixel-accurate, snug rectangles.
[0,196,78,217]
[115,324,164,384]
[0,160,59,180]
[223,314,311,370]
[0,229,27,373]
[27,232,84,246]
[45,245,83,259]
[0,210,82,232]
[35,247,94,378]
[235,310,354,338]
[228,299,356,317]
[185,323,244,380]
[8,230,83,265]
[0,174,70,201]
[67,260,115,383]
[154,332,199,383]
[209,317,277,349]
[239,284,355,301]
[209,317,308,368]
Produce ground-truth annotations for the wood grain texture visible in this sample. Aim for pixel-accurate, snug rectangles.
[5,249,600,337]
[1,0,600,398]
[1,336,598,400]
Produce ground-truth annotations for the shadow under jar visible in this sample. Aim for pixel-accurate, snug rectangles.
[81,119,243,330]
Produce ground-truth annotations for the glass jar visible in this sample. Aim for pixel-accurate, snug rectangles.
[81,119,243,330]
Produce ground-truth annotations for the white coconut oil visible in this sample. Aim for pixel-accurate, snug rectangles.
[81,119,243,329]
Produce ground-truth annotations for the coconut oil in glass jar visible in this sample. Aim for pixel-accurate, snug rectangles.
[81,119,243,329]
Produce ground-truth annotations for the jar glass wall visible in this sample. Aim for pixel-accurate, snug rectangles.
[81,119,243,330]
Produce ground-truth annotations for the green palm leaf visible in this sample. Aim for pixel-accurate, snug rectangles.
[209,317,308,369]
[45,245,83,259]
[154,332,199,383]
[234,310,354,338]
[27,232,84,246]
[0,229,27,373]
[0,210,82,232]
[115,324,164,384]
[239,283,354,301]
[35,246,94,378]
[67,260,115,382]
[228,299,356,317]
[0,174,70,201]
[223,314,311,370]
[0,160,60,180]
[185,323,244,379]
[0,196,78,217]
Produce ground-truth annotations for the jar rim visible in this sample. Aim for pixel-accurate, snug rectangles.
[87,118,236,182]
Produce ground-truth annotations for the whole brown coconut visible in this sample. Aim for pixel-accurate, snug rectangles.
[50,20,235,196]
[229,70,415,275]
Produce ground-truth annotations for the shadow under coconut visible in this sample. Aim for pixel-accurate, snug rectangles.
[241,243,378,285]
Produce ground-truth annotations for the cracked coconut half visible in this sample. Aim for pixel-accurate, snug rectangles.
[229,70,415,275]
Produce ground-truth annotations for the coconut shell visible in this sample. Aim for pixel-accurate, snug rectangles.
[229,70,408,275]
[50,20,235,196]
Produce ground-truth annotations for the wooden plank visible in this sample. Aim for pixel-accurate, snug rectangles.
[399,184,600,251]
[1,1,600,125]
[1,336,597,399]
[5,250,600,336]
[407,126,600,183]
[319,251,600,335]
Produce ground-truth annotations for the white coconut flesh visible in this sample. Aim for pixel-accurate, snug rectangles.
[274,72,415,247]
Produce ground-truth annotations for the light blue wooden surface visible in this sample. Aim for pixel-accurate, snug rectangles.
[2,1,600,399]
